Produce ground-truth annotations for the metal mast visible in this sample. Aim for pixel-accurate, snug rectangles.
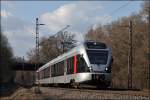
[35,18,45,93]
[128,20,133,89]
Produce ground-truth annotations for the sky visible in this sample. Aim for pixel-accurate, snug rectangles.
[1,1,143,59]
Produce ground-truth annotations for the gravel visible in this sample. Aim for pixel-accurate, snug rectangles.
[1,86,149,100]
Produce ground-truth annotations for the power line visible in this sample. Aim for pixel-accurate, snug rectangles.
[101,1,131,24]
[109,1,131,16]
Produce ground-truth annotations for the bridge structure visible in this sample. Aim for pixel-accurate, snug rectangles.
[12,62,44,71]
[12,62,45,86]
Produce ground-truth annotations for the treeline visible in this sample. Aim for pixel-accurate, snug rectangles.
[0,32,14,83]
[27,31,76,63]
[85,1,149,89]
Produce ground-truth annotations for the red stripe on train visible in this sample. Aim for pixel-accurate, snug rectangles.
[74,54,77,74]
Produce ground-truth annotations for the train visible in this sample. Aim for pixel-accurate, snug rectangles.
[35,41,113,88]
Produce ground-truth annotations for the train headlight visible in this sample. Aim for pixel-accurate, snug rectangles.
[105,67,108,71]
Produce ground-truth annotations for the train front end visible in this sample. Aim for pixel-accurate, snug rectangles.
[84,41,113,88]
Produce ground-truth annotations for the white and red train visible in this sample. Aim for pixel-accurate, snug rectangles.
[36,41,113,88]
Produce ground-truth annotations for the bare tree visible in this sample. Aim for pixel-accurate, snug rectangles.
[27,32,76,63]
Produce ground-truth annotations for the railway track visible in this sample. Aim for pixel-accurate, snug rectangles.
[47,86,149,97]
[1,86,149,100]
[40,86,150,100]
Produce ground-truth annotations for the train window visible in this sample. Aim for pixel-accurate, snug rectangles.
[53,65,55,77]
[67,58,70,74]
[44,67,50,78]
[87,50,108,64]
[56,63,59,76]
[77,55,90,73]
[50,61,65,77]
[56,63,58,76]
[67,57,74,74]
[51,65,55,77]
[58,63,60,76]
[71,57,74,73]
[67,59,71,74]
[49,65,51,77]
[54,64,56,76]
[56,64,58,76]
[56,62,59,76]
[57,62,61,76]
[67,59,70,74]
[59,61,64,76]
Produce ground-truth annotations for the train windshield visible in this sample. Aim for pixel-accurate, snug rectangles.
[86,50,108,65]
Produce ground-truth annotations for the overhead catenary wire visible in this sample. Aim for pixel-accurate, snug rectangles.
[101,1,132,25]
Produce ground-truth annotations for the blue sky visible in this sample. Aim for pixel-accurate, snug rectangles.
[1,1,143,59]
[2,1,142,22]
